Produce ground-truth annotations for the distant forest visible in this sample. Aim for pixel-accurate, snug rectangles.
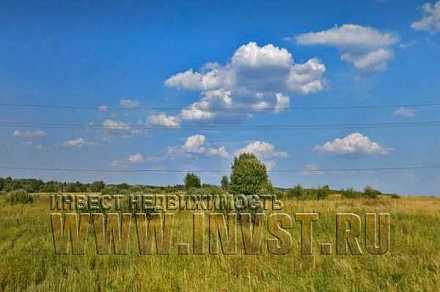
[0,176,399,199]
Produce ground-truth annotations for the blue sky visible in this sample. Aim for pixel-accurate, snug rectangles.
[1,0,440,195]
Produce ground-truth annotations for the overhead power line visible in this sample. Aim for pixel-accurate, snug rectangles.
[0,102,439,113]
[1,165,439,174]
[2,120,440,131]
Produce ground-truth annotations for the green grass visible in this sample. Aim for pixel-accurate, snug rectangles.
[0,195,439,291]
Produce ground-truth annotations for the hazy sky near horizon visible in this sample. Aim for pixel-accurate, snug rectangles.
[1,0,440,195]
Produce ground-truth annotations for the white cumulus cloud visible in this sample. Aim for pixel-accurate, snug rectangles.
[235,141,287,170]
[170,134,229,158]
[412,1,440,32]
[314,133,390,156]
[165,42,325,121]
[182,134,207,153]
[295,24,398,71]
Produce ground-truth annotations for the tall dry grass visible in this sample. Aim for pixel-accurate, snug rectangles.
[0,195,439,291]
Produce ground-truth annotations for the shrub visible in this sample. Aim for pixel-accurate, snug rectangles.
[186,186,223,196]
[221,176,229,190]
[341,188,360,198]
[316,185,330,200]
[184,173,201,190]
[7,189,33,204]
[363,186,381,199]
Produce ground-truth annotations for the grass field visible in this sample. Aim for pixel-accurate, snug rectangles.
[0,195,439,291]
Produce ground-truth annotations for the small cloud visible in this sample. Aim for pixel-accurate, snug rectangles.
[98,105,108,112]
[252,101,271,112]
[13,129,47,139]
[119,99,140,109]
[399,40,418,50]
[102,119,130,130]
[169,134,229,158]
[63,137,90,148]
[101,119,144,137]
[235,141,287,170]
[182,134,207,153]
[274,93,290,112]
[315,133,390,156]
[295,24,398,72]
[394,107,416,118]
[411,1,440,33]
[235,141,287,158]
[128,153,145,164]
[149,113,181,128]
[112,152,146,167]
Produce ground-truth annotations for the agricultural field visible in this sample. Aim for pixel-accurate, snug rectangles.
[1,194,439,291]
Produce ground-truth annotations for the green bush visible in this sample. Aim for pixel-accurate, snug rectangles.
[221,176,229,190]
[7,189,33,204]
[363,186,381,198]
[343,188,358,198]
[288,185,330,200]
[184,173,201,190]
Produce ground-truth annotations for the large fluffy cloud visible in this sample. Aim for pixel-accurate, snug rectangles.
[314,133,390,156]
[169,134,229,158]
[295,24,398,71]
[162,42,326,122]
[412,1,440,32]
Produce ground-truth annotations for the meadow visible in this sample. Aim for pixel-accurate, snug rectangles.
[0,194,439,291]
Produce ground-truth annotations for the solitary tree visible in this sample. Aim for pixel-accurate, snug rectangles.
[229,153,272,196]
[184,173,201,189]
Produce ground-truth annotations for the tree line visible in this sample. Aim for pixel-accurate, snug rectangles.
[0,153,398,199]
